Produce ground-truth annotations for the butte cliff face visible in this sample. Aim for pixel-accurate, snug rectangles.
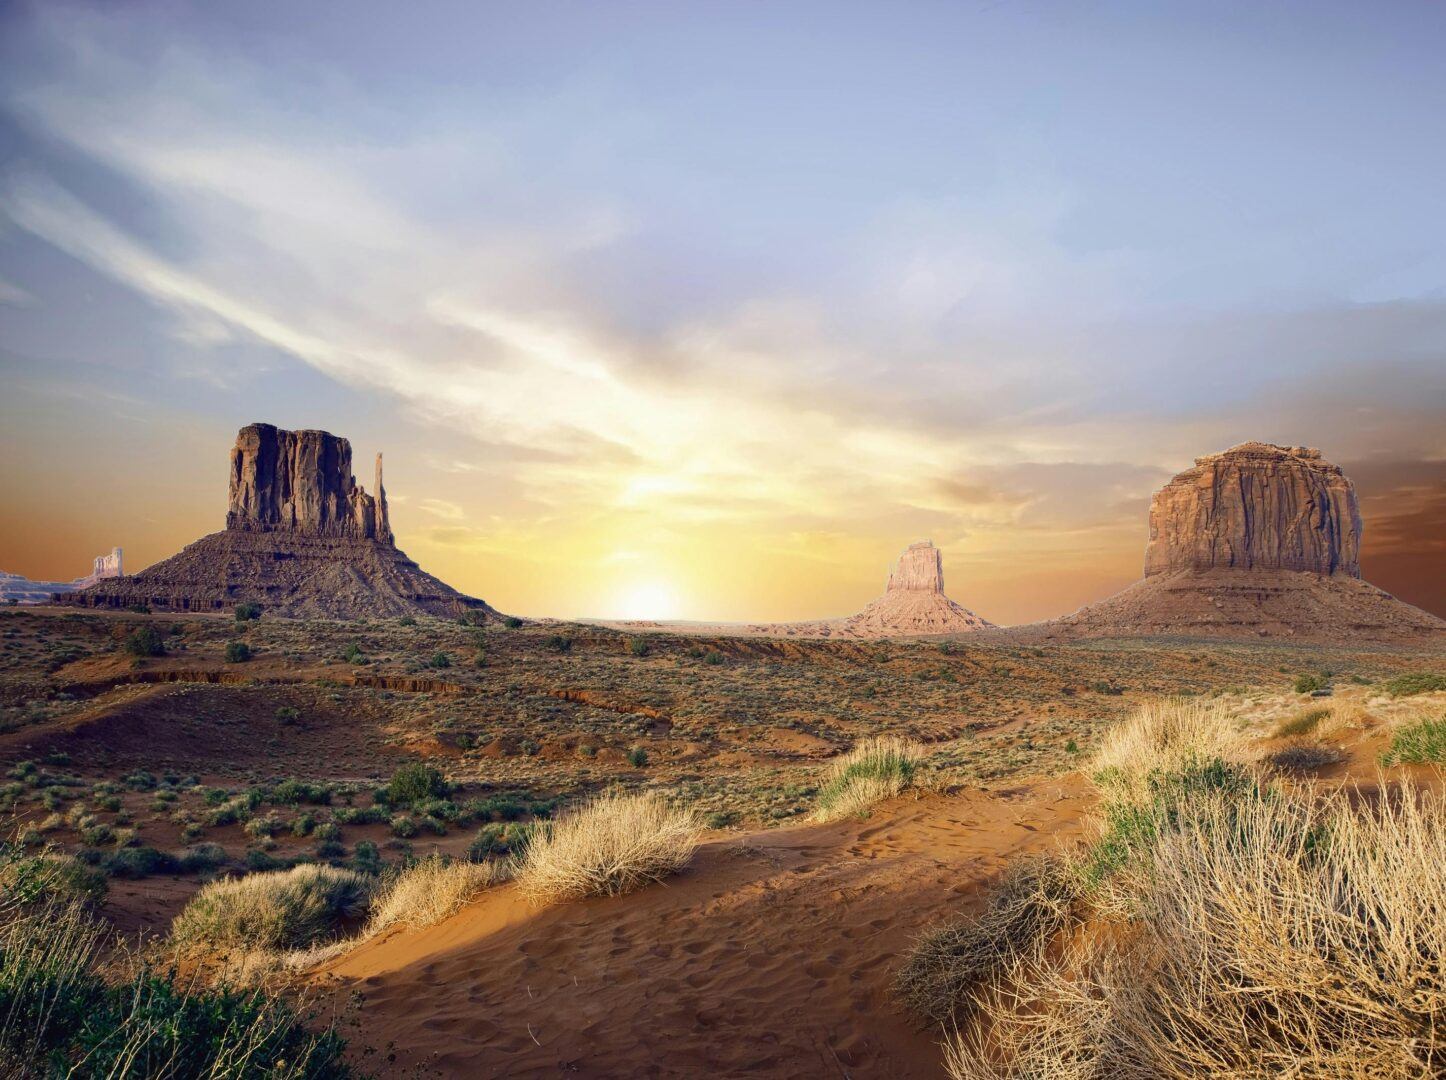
[227,424,392,542]
[1031,443,1442,643]
[60,424,499,621]
[1144,443,1361,578]
[731,540,993,639]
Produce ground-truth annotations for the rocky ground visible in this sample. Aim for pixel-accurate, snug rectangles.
[1,603,1441,939]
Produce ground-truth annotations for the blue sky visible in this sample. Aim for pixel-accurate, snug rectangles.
[1,0,1443,621]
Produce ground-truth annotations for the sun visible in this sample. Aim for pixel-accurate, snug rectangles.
[612,581,680,621]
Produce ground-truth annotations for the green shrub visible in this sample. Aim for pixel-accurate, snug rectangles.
[233,602,262,622]
[627,746,649,767]
[0,902,350,1076]
[1380,715,1446,766]
[351,840,382,875]
[429,652,452,669]
[398,615,417,627]
[505,616,524,629]
[0,847,107,906]
[275,705,301,725]
[456,609,489,628]
[124,626,166,658]
[813,737,923,821]
[340,643,364,665]
[171,864,373,952]
[389,815,418,839]
[629,637,650,658]
[703,650,724,666]
[1274,706,1331,738]
[469,822,533,860]
[224,641,252,664]
[388,762,448,806]
[1293,672,1327,694]
[545,634,572,653]
[102,847,181,879]
[1384,672,1446,697]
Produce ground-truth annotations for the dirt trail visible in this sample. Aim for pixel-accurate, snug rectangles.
[321,779,1092,1077]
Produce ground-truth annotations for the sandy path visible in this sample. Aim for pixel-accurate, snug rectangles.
[322,779,1092,1077]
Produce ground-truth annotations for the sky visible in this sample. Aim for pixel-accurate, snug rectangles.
[0,0,1443,624]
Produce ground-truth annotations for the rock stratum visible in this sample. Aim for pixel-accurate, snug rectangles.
[59,424,500,621]
[1028,442,1443,643]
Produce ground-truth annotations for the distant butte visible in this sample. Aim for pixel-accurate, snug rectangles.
[1023,442,1445,643]
[60,423,502,621]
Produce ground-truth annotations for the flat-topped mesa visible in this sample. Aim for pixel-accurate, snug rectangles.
[227,424,392,543]
[1144,442,1361,579]
[886,540,946,593]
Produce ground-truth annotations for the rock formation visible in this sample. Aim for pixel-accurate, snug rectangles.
[1144,443,1360,577]
[59,424,500,621]
[1026,443,1443,643]
[2,548,124,603]
[714,540,994,639]
[227,424,391,542]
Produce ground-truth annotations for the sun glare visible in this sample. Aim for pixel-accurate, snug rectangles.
[613,581,680,621]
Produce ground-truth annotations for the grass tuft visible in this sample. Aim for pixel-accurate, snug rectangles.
[813,736,925,821]
[516,791,699,904]
[1380,713,1446,766]
[171,864,373,954]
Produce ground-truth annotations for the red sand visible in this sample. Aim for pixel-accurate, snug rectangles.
[320,780,1092,1077]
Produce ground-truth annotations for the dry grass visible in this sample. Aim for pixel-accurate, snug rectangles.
[171,864,373,954]
[895,852,1078,1024]
[365,855,511,937]
[1272,704,1331,738]
[944,762,1446,1077]
[516,791,701,904]
[1091,697,1245,804]
[812,736,926,821]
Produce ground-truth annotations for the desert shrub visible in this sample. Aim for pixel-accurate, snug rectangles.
[629,637,650,657]
[276,705,301,725]
[364,855,509,938]
[516,792,700,904]
[171,864,373,953]
[1380,714,1446,766]
[0,846,107,907]
[102,846,181,879]
[504,616,524,629]
[947,784,1446,1079]
[123,625,166,658]
[389,815,418,839]
[398,615,417,627]
[429,651,452,669]
[179,842,228,873]
[469,822,533,860]
[1274,705,1331,738]
[0,899,349,1076]
[233,602,262,622]
[351,840,382,875]
[1292,671,1328,694]
[545,634,572,653]
[1268,743,1345,771]
[897,853,1079,1024]
[627,745,649,767]
[387,762,448,806]
[812,736,925,821]
[1384,672,1446,697]
[340,642,364,664]
[224,641,252,664]
[703,649,724,665]
[456,609,489,628]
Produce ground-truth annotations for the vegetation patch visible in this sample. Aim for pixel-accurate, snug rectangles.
[1380,714,1446,766]
[171,864,373,953]
[1384,672,1446,697]
[517,791,700,904]
[813,736,924,821]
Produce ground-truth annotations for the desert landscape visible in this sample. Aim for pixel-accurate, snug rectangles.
[3,4,1445,1077]
[0,423,1443,1076]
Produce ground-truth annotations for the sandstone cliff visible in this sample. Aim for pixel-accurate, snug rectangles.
[62,423,497,621]
[227,424,391,542]
[1144,443,1360,578]
[1019,442,1442,643]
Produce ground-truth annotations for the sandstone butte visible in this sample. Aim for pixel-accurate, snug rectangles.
[730,540,994,639]
[59,423,502,621]
[1028,442,1445,643]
